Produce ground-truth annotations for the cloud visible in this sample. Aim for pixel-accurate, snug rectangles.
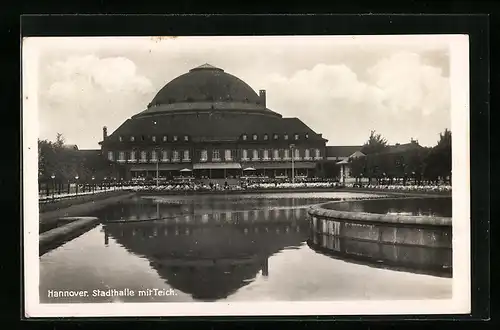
[39,55,155,148]
[368,51,450,117]
[36,40,451,148]
[252,51,449,146]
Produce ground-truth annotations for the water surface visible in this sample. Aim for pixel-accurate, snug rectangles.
[39,192,452,303]
[323,197,452,217]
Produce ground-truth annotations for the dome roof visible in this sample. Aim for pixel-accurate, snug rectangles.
[149,64,261,106]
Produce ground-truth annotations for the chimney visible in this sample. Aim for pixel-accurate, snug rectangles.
[259,89,266,108]
[103,126,108,140]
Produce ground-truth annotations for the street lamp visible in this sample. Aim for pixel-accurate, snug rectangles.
[50,174,55,200]
[92,176,95,194]
[155,148,160,188]
[75,175,79,195]
[289,144,296,184]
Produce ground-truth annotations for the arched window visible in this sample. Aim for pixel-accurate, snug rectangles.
[242,149,248,160]
[200,150,208,162]
[172,150,179,162]
[294,148,300,160]
[161,150,169,162]
[252,149,259,160]
[273,149,279,160]
[212,149,221,161]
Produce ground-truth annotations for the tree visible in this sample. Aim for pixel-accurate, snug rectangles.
[349,156,366,183]
[426,129,452,184]
[361,130,388,155]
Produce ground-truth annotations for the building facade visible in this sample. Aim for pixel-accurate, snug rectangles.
[100,64,328,182]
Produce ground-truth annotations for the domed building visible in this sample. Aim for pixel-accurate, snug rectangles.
[100,63,328,182]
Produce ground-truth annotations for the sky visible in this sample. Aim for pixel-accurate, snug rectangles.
[31,36,453,149]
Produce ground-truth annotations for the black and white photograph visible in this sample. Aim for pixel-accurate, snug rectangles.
[23,35,470,317]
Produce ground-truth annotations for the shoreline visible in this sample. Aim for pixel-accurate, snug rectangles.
[135,187,451,198]
[39,192,135,233]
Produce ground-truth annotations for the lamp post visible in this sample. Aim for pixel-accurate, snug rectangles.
[155,148,159,188]
[92,176,95,194]
[50,174,55,200]
[75,175,79,196]
[289,144,295,184]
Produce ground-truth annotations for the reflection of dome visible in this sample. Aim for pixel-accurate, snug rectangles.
[151,64,261,106]
[104,220,308,300]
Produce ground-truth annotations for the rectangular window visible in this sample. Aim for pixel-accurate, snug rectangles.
[284,149,290,159]
[184,135,189,141]
[212,149,221,161]
[172,150,179,162]
[183,150,190,161]
[263,149,269,160]
[151,150,157,160]
[119,151,125,161]
[304,149,310,160]
[130,136,135,142]
[284,134,289,140]
[173,136,178,141]
[129,150,136,161]
[162,150,169,162]
[163,136,167,142]
[252,149,259,160]
[225,149,232,161]
[107,151,114,161]
[119,136,123,142]
[140,151,147,162]
[294,134,299,140]
[242,149,248,160]
[200,150,208,162]
[152,136,156,142]
[315,148,321,159]
[273,149,279,160]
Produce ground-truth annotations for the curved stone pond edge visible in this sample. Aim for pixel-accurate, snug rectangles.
[308,196,452,227]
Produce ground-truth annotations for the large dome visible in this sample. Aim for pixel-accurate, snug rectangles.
[135,64,280,118]
[151,64,261,106]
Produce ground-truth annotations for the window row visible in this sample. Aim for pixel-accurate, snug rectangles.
[108,150,191,163]
[240,148,321,161]
[107,148,322,162]
[117,135,189,143]
[241,133,310,141]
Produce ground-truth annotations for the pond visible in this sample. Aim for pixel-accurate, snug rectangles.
[323,197,452,217]
[39,192,452,303]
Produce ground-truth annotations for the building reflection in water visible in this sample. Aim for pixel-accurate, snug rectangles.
[100,198,310,301]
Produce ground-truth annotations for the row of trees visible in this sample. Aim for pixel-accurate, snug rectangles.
[38,134,117,192]
[348,129,452,185]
